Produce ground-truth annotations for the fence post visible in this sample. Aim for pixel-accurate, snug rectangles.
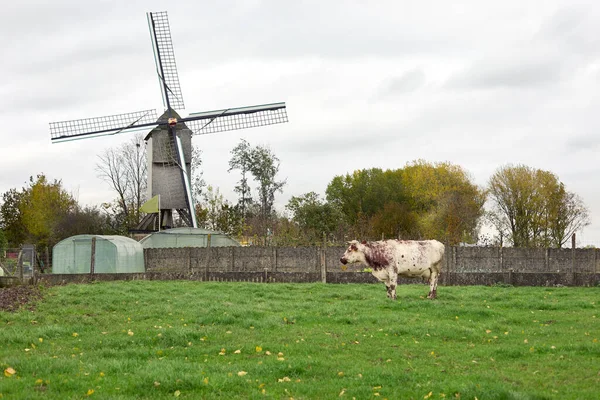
[90,237,96,277]
[17,250,23,282]
[205,234,211,281]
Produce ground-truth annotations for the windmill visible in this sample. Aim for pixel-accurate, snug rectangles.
[49,11,288,231]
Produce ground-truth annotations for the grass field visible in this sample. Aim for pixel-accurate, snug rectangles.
[0,281,598,399]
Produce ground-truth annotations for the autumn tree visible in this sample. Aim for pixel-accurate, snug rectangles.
[96,134,147,230]
[19,174,77,249]
[488,164,590,247]
[0,188,27,247]
[400,160,486,244]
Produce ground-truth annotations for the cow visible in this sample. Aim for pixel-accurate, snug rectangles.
[340,239,445,300]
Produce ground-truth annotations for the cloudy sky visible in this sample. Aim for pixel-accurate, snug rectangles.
[2,0,600,245]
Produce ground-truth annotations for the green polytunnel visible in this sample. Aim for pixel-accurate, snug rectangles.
[52,235,145,274]
[139,227,241,248]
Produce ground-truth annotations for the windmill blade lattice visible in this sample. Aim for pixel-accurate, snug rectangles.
[148,11,185,111]
[184,103,288,135]
[49,110,158,142]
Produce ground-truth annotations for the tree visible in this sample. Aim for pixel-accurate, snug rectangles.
[285,192,346,245]
[196,185,242,235]
[0,188,27,247]
[19,174,77,249]
[326,168,406,228]
[400,160,486,244]
[249,144,286,241]
[228,139,254,221]
[191,146,206,207]
[488,164,590,247]
[0,229,7,257]
[54,205,117,239]
[96,134,147,230]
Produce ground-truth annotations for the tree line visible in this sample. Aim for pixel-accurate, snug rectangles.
[0,138,590,253]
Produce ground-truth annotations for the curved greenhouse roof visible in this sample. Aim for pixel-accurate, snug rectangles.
[139,227,241,249]
[52,235,145,274]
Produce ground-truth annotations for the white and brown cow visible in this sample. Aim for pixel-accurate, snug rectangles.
[340,239,445,300]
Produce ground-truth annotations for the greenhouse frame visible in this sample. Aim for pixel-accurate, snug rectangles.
[52,235,145,274]
[139,227,241,249]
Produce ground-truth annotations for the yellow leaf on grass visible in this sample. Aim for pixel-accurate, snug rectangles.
[256,346,262,352]
[4,368,16,377]
[203,377,209,385]
[86,389,94,396]
[234,349,241,354]
[174,390,181,397]
[424,392,432,399]
[238,371,247,376]
[265,351,272,356]
[72,333,79,337]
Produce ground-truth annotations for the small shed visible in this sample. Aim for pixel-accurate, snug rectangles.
[139,227,241,249]
[52,235,145,274]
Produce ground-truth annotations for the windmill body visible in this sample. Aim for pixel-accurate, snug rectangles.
[49,11,288,232]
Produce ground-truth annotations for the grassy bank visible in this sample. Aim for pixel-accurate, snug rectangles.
[0,281,598,399]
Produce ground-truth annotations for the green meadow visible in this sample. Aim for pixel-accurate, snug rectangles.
[0,281,598,399]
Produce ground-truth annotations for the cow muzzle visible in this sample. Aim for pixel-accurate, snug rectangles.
[340,257,347,265]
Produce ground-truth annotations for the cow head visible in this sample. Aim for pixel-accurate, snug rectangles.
[340,240,367,265]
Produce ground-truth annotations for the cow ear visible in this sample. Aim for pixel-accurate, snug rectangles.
[361,240,367,245]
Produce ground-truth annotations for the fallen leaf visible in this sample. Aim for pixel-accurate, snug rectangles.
[72,333,79,337]
[234,349,241,354]
[424,392,433,399]
[174,390,181,397]
[154,381,160,387]
[278,377,291,382]
[256,346,262,352]
[339,388,346,396]
[86,389,94,396]
[238,371,247,376]
[203,377,209,385]
[265,351,272,356]
[4,368,16,377]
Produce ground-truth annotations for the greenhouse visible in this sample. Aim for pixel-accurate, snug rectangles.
[139,227,241,249]
[52,235,145,274]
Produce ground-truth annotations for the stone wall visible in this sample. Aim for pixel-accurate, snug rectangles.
[23,245,600,287]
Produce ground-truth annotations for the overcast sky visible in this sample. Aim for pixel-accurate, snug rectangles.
[2,0,600,245]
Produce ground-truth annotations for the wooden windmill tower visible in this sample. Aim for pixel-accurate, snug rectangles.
[49,11,288,231]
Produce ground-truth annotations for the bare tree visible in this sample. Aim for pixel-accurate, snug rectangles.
[96,134,147,229]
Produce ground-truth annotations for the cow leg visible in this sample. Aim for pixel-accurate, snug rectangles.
[387,272,398,300]
[385,281,397,300]
[427,268,439,299]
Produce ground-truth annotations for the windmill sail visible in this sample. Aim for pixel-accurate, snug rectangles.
[184,103,288,135]
[148,11,185,111]
[49,110,158,142]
